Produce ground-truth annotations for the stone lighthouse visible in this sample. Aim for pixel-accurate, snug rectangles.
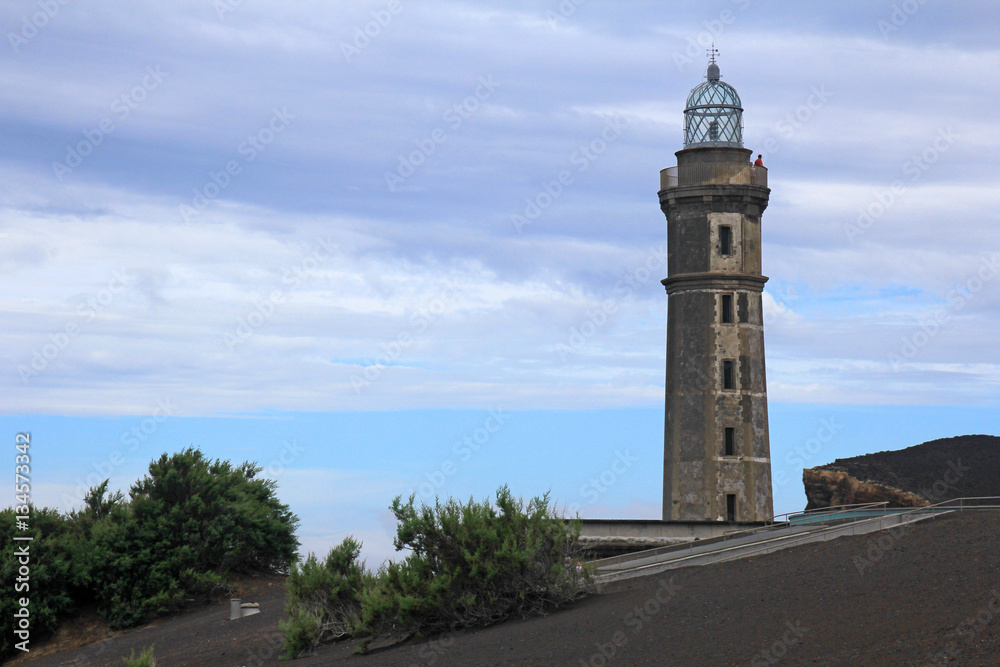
[659,51,773,523]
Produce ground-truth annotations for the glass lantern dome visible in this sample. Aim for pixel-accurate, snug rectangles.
[683,59,743,148]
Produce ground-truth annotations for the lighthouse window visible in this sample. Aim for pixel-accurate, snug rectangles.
[722,360,735,390]
[721,294,734,323]
[724,427,735,456]
[719,225,733,256]
[722,360,736,389]
[726,494,737,521]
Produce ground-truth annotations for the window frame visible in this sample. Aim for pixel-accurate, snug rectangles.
[721,293,734,324]
[722,359,736,390]
[719,225,733,256]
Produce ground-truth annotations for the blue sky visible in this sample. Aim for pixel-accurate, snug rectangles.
[2,1,998,565]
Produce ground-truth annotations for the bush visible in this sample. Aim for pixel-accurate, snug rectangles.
[93,447,300,627]
[0,507,75,658]
[368,486,589,637]
[122,644,156,666]
[282,486,590,658]
[280,537,371,657]
[0,447,300,661]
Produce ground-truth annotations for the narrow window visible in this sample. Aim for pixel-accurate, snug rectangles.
[726,494,737,522]
[724,427,735,456]
[722,360,735,390]
[719,225,733,256]
[721,294,734,324]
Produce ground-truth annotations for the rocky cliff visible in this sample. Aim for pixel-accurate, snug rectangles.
[802,468,928,510]
[803,434,1000,510]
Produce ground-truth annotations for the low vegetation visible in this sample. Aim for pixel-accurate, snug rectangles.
[122,644,156,666]
[281,485,591,658]
[0,448,299,661]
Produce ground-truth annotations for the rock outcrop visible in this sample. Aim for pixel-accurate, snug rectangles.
[802,434,1000,510]
[802,468,928,510]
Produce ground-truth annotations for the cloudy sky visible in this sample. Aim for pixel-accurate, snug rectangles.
[2,0,998,565]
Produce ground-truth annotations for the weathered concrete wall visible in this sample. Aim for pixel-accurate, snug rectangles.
[660,145,773,522]
[576,518,768,539]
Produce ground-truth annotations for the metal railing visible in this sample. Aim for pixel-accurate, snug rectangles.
[776,501,893,525]
[705,497,1000,566]
[588,501,894,570]
[660,163,767,190]
[779,496,1000,523]
[589,497,1000,574]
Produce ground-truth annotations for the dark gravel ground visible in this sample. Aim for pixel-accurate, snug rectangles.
[18,511,1000,666]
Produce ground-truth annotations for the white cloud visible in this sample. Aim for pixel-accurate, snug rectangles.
[1,1,998,418]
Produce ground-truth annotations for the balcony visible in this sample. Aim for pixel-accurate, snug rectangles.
[660,163,767,190]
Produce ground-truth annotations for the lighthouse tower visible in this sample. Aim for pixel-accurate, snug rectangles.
[659,51,773,522]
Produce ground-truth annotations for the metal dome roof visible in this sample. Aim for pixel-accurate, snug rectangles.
[683,60,743,148]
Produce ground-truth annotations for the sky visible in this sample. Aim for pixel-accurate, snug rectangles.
[1,0,998,566]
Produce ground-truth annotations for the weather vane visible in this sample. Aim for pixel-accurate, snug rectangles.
[707,43,719,64]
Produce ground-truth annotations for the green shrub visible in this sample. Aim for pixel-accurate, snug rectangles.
[0,507,75,658]
[366,486,589,639]
[129,448,300,576]
[281,486,591,657]
[280,536,370,657]
[122,644,155,666]
[93,447,300,627]
[0,447,300,661]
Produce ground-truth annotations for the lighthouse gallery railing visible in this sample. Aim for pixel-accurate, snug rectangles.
[660,163,767,190]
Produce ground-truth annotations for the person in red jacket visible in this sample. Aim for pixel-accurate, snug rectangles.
[754,154,764,166]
